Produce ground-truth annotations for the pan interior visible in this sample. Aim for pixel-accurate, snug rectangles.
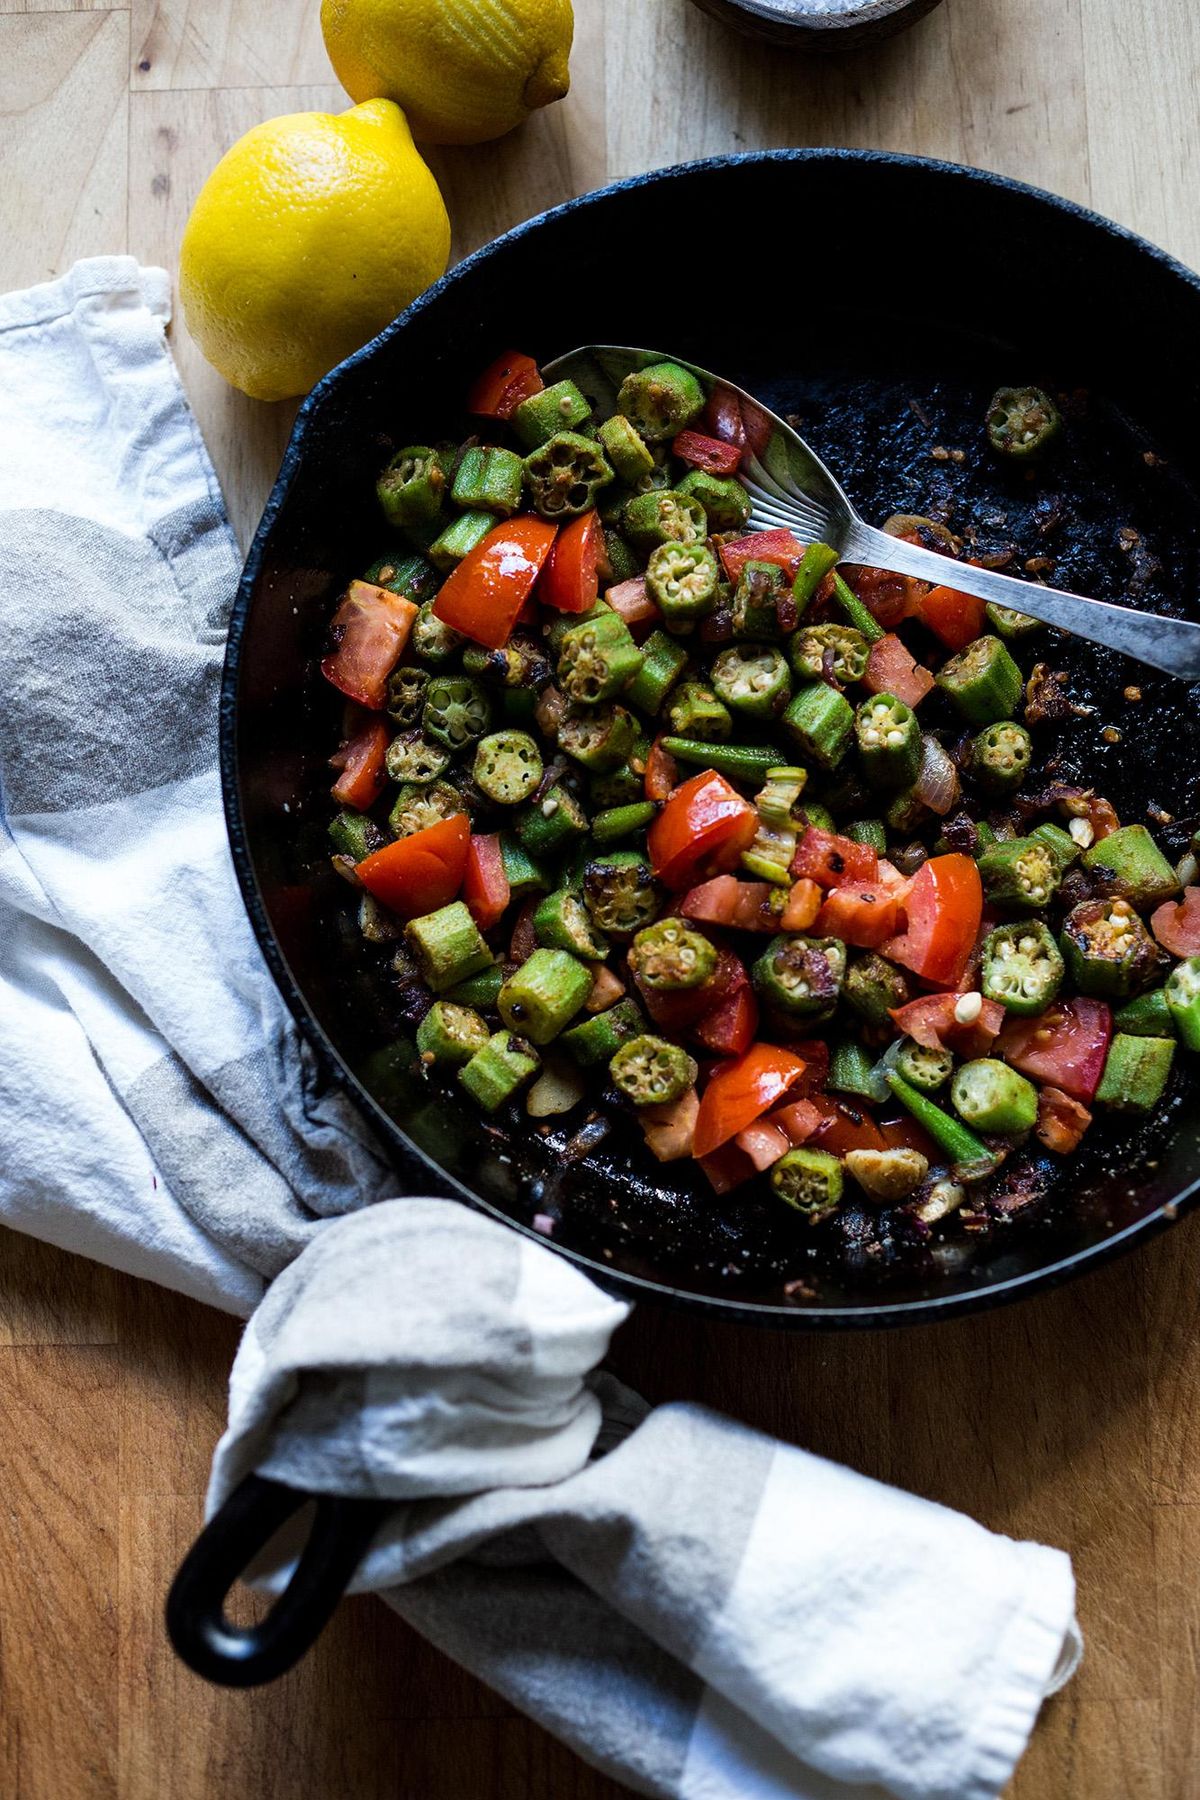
[227,153,1200,1321]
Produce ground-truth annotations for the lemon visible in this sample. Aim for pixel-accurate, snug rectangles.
[179,100,450,402]
[322,0,573,145]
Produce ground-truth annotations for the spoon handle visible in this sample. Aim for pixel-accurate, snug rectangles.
[846,522,1200,681]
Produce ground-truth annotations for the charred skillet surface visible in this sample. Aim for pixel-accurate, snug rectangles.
[225,152,1200,1324]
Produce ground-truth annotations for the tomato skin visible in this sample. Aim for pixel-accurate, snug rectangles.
[605,575,661,639]
[648,770,758,890]
[693,1043,809,1158]
[814,883,899,950]
[538,511,601,613]
[321,581,418,709]
[467,351,543,420]
[698,1142,757,1194]
[694,984,759,1057]
[643,737,679,804]
[1035,1086,1092,1154]
[432,516,557,649]
[916,584,987,650]
[891,992,1004,1059]
[462,833,510,931]
[672,429,742,475]
[1151,887,1200,958]
[997,997,1113,1104]
[862,633,936,709]
[805,1094,886,1157]
[637,946,744,1033]
[329,715,390,810]
[356,814,470,918]
[791,827,879,890]
[884,854,982,988]
[766,1098,823,1145]
[841,564,921,632]
[718,529,807,586]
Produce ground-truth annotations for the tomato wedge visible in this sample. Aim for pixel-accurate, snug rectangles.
[884,854,982,987]
[916,584,987,650]
[644,736,679,804]
[672,429,742,475]
[814,883,899,950]
[539,511,601,613]
[718,529,807,586]
[467,350,543,420]
[681,875,778,932]
[862,633,936,708]
[329,715,390,810]
[694,984,759,1057]
[462,832,510,931]
[890,992,1004,1060]
[648,770,758,890]
[1151,886,1200,958]
[791,827,879,890]
[636,946,745,1033]
[996,997,1113,1104]
[1035,1086,1092,1155]
[840,564,922,632]
[766,1098,823,1145]
[605,575,661,638]
[356,814,470,918]
[698,1142,757,1194]
[735,1120,790,1171]
[433,516,557,649]
[781,879,823,931]
[321,581,418,709]
[693,1043,808,1159]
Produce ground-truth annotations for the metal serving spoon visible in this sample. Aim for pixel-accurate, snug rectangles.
[544,345,1200,681]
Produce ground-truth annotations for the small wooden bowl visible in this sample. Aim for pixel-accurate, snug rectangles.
[688,0,945,51]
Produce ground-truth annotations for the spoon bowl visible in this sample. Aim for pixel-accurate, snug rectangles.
[547,344,1200,681]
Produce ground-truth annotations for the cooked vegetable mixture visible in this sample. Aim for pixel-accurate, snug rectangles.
[322,354,1198,1263]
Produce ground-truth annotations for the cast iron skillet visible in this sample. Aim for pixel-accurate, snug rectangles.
[173,151,1200,1683]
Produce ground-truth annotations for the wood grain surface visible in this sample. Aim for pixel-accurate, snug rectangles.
[2,1,1199,1794]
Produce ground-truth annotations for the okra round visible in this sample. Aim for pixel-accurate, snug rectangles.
[645,541,721,625]
[935,635,1023,727]
[450,444,525,517]
[986,385,1062,460]
[752,935,845,1020]
[665,678,732,742]
[854,693,921,789]
[388,780,466,840]
[977,836,1064,911]
[596,414,655,483]
[1060,898,1160,1000]
[1094,1032,1176,1113]
[1164,957,1200,1051]
[515,782,589,860]
[524,432,614,520]
[770,1147,843,1219]
[624,628,688,715]
[557,612,645,706]
[533,888,610,961]
[410,601,464,667]
[971,720,1033,795]
[782,682,855,771]
[582,851,662,940]
[376,446,446,534]
[416,1000,491,1068]
[675,469,751,534]
[895,1041,954,1093]
[406,901,494,993]
[560,998,644,1068]
[422,675,492,752]
[558,704,638,773]
[472,731,543,806]
[733,560,791,641]
[981,920,1065,1015]
[628,919,718,992]
[609,1034,698,1107]
[386,664,431,729]
[793,625,870,685]
[498,947,593,1045]
[385,731,452,785]
[458,1030,541,1112]
[950,1058,1039,1135]
[623,489,707,552]
[711,644,793,719]
[512,379,591,450]
[616,362,705,443]
[1082,824,1181,909]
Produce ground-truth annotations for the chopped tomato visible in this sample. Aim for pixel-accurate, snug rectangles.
[321,581,418,709]
[884,854,982,987]
[681,875,778,932]
[1035,1086,1093,1155]
[538,511,601,613]
[694,984,759,1057]
[997,997,1113,1104]
[791,827,879,890]
[640,1088,698,1163]
[766,1098,823,1145]
[735,1120,790,1171]
[698,1141,757,1194]
[586,964,626,1013]
[814,882,899,949]
[862,633,936,708]
[605,575,661,638]
[644,736,678,804]
[876,859,912,898]
[703,384,748,453]
[782,878,823,931]
[432,516,557,649]
[718,529,807,585]
[916,584,987,650]
[805,1094,886,1157]
[637,946,744,1034]
[890,992,1004,1059]
[462,833,509,931]
[840,564,922,632]
[356,813,470,918]
[879,1113,939,1161]
[672,429,742,475]
[693,1043,808,1158]
[467,350,543,420]
[329,715,389,810]
[1151,886,1200,958]
[648,770,758,890]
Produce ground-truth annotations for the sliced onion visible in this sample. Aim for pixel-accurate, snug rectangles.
[915,733,961,817]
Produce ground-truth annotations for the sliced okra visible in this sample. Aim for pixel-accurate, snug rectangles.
[365,549,439,606]
[829,1038,881,1100]
[445,964,505,1010]
[524,432,614,520]
[754,766,808,829]
[711,644,793,719]
[675,469,751,533]
[596,414,655,483]
[1060,898,1160,1000]
[1082,824,1181,909]
[895,1040,955,1092]
[329,810,385,863]
[977,836,1063,911]
[1030,821,1079,868]
[793,625,869,684]
[628,918,717,991]
[623,489,707,552]
[792,543,839,616]
[981,919,1065,1015]
[385,731,452,785]
[533,888,610,960]
[557,611,644,705]
[602,528,642,586]
[422,675,492,753]
[1164,955,1200,1051]
[843,951,913,1027]
[410,601,464,668]
[472,731,543,805]
[829,572,885,645]
[558,703,638,773]
[1113,986,1176,1039]
[985,601,1041,642]
[844,818,888,854]
[950,1058,1039,1134]
[770,1147,843,1220]
[406,901,494,993]
[592,801,657,846]
[450,445,525,516]
[855,692,921,789]
[665,678,732,742]
[416,1000,491,1068]
[645,540,720,624]
[885,1072,993,1171]
[582,850,662,939]
[782,681,855,770]
[588,761,646,810]
[616,361,705,443]
[985,385,1062,460]
[733,559,791,640]
[609,1034,698,1106]
[386,663,430,729]
[971,720,1033,795]
[661,738,778,784]
[1094,1032,1175,1113]
[935,635,1023,726]
[624,628,688,714]
[463,633,553,691]
[511,379,591,449]
[515,781,589,860]
[499,834,550,901]
[752,934,845,1021]
[560,998,644,1068]
[388,780,465,840]
[459,1030,541,1112]
[376,446,446,535]
[498,947,593,1045]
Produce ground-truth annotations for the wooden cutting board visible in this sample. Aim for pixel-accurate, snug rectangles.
[2,2,1198,1794]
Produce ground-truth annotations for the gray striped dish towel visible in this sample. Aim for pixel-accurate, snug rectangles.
[0,259,1081,1800]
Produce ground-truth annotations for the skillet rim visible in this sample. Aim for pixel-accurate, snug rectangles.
[220,146,1200,1329]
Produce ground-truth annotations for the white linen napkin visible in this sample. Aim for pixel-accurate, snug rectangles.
[0,258,1081,1800]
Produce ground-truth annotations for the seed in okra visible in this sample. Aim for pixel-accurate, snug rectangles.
[459,1031,541,1112]
[473,731,543,805]
[855,693,921,789]
[977,836,1063,911]
[733,560,791,640]
[986,385,1062,460]
[981,920,1065,1015]
[783,682,855,770]
[533,888,610,960]
[388,781,465,840]
[558,703,638,773]
[386,731,452,786]
[935,635,1023,726]
[770,1147,843,1220]
[422,675,492,752]
[971,720,1033,795]
[753,935,845,1021]
[609,1034,698,1106]
[1094,1032,1175,1113]
[406,902,494,993]
[624,489,707,552]
[711,644,793,719]
[1060,899,1160,1000]
[645,540,720,622]
[895,1040,955,1093]
[582,851,661,940]
[616,361,705,443]
[557,611,644,705]
[524,433,613,520]
[1164,955,1200,1050]
[665,678,732,742]
[1082,824,1181,908]
[416,1000,491,1068]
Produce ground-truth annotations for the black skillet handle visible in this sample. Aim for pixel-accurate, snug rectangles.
[165,1474,392,1687]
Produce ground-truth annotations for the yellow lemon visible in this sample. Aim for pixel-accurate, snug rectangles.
[321,0,573,145]
[179,100,450,402]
